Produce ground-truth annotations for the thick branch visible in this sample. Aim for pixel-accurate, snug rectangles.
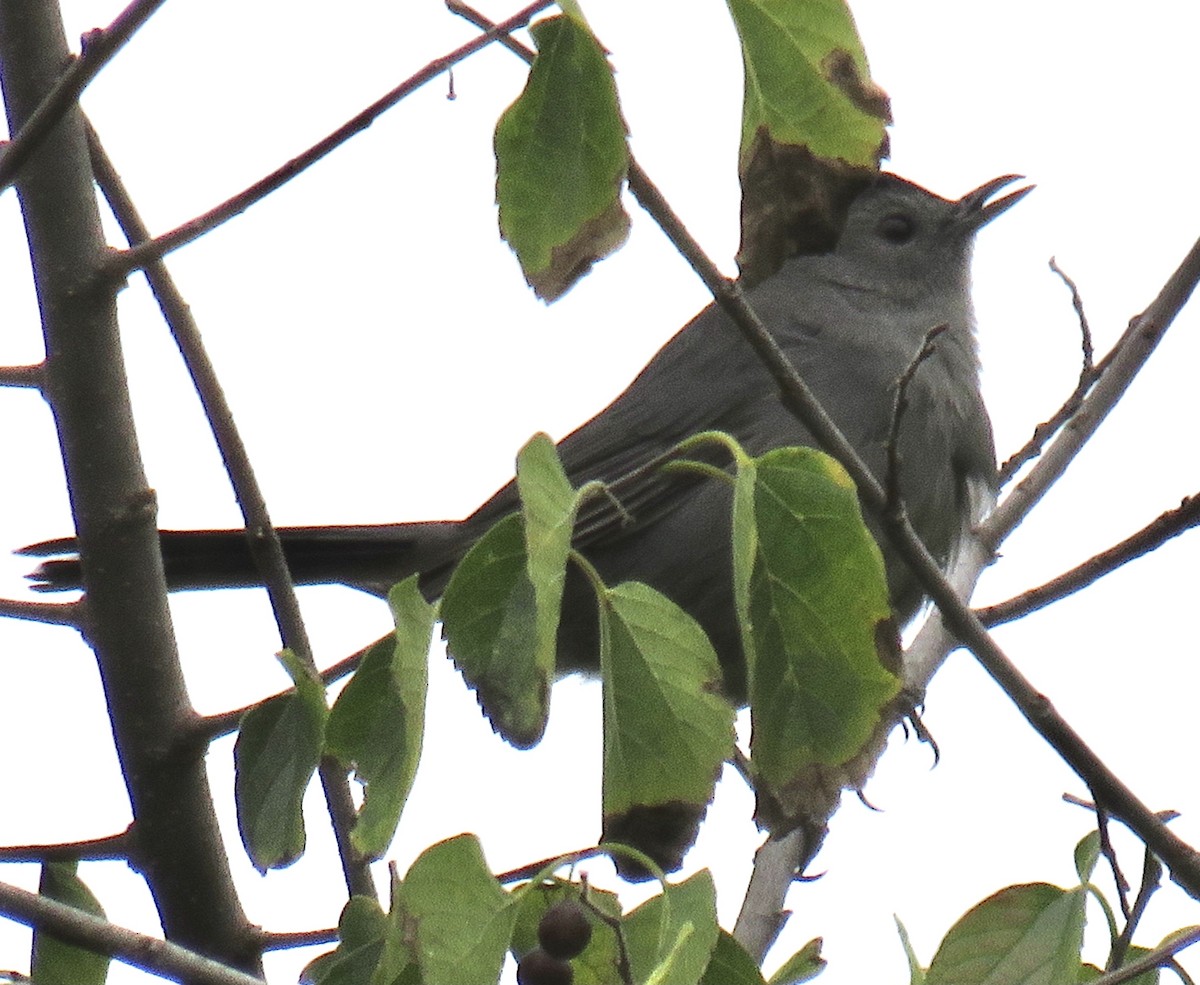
[0,1,256,971]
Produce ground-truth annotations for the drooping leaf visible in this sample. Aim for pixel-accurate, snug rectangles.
[728,0,888,166]
[515,432,577,697]
[442,513,544,746]
[32,861,108,985]
[495,14,630,300]
[234,649,328,871]
[725,0,888,285]
[924,883,1086,985]
[325,577,435,860]
[442,435,580,747]
[733,446,898,832]
[623,870,720,985]
[401,834,516,985]
[301,895,421,985]
[599,583,736,876]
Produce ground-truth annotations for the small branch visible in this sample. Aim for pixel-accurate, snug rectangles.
[0,597,82,626]
[193,633,385,743]
[111,0,554,276]
[978,494,1200,626]
[997,258,1102,485]
[886,324,947,509]
[258,927,338,952]
[0,878,265,985]
[986,230,1200,545]
[0,364,43,388]
[1110,849,1163,969]
[1086,925,1200,985]
[0,0,168,190]
[0,828,132,863]
[1050,256,1095,377]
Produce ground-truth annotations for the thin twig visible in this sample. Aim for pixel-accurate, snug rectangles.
[886,324,947,509]
[998,258,1102,484]
[1086,925,1200,985]
[0,828,132,862]
[1050,256,1095,378]
[978,494,1200,627]
[111,0,554,276]
[257,927,339,952]
[0,0,168,190]
[0,879,266,985]
[1110,850,1163,969]
[0,364,43,388]
[193,633,385,743]
[0,597,82,626]
[86,122,375,900]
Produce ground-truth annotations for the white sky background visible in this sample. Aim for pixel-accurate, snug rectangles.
[0,1,1198,982]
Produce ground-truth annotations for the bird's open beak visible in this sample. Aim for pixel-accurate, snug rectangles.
[958,174,1034,226]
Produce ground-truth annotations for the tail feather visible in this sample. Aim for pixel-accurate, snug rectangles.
[21,523,466,597]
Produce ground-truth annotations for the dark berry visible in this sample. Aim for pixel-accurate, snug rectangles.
[537,898,592,960]
[516,947,573,985]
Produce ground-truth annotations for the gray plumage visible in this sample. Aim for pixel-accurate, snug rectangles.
[24,173,1027,702]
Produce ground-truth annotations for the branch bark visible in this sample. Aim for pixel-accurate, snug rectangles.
[0,0,257,971]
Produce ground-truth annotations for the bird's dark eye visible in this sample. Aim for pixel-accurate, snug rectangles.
[877,214,915,244]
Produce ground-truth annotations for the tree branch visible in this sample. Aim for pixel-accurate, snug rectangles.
[0,1,257,970]
[0,829,132,863]
[978,494,1200,627]
[0,364,43,387]
[0,0,168,190]
[0,879,266,985]
[110,0,554,275]
[0,597,81,625]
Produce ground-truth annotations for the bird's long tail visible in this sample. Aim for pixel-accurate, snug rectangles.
[20,522,467,598]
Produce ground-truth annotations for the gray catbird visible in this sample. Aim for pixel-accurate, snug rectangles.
[25,173,1028,702]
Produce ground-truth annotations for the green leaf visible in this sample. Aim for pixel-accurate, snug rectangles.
[442,513,545,746]
[302,896,411,985]
[895,916,926,985]
[726,0,888,168]
[624,871,720,985]
[31,861,108,985]
[1073,831,1101,883]
[767,937,825,984]
[443,435,582,747]
[516,432,577,697]
[735,446,898,829]
[325,578,435,860]
[700,930,767,985]
[234,649,328,871]
[925,883,1086,985]
[402,834,516,985]
[598,582,736,873]
[495,14,630,300]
